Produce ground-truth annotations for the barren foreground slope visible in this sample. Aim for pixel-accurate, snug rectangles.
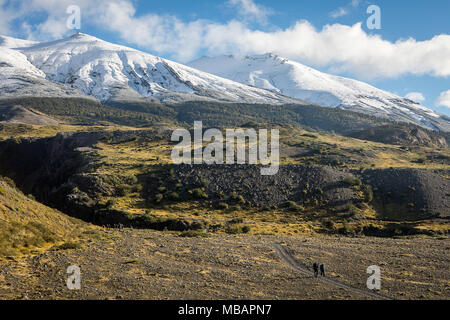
[0,229,448,300]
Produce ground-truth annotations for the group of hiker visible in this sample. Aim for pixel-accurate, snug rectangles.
[313,262,325,278]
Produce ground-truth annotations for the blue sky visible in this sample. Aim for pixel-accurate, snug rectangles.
[1,0,449,115]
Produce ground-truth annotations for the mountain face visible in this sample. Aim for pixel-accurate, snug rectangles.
[0,36,92,99]
[189,54,450,131]
[1,34,449,131]
[0,33,300,105]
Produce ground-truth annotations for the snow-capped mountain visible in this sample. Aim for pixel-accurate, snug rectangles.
[0,36,88,99]
[189,54,450,131]
[0,33,300,105]
[0,35,38,49]
[1,33,448,131]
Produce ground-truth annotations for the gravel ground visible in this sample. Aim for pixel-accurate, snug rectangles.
[0,230,448,300]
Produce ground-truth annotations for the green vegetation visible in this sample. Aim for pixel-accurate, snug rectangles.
[190,188,209,200]
[57,241,83,250]
[179,230,209,238]
[0,97,448,241]
[343,176,362,187]
[0,179,94,258]
[0,97,397,134]
[225,224,251,234]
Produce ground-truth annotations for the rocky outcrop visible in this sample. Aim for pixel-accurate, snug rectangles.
[361,168,450,220]
[145,164,361,210]
[349,125,448,148]
[0,131,447,225]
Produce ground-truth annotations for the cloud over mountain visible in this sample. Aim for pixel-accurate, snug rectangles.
[0,0,450,80]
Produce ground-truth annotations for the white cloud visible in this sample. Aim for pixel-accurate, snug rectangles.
[330,0,360,19]
[405,92,425,103]
[0,0,96,40]
[227,0,272,24]
[330,8,348,19]
[201,21,450,79]
[1,0,450,81]
[436,90,450,108]
[351,0,360,8]
[97,0,207,61]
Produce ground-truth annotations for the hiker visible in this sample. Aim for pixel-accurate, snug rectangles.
[320,264,325,277]
[313,262,319,278]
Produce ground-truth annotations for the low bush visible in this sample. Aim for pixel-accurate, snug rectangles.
[225,224,251,234]
[57,241,82,250]
[343,176,362,187]
[190,188,209,200]
[286,201,304,212]
[179,230,208,238]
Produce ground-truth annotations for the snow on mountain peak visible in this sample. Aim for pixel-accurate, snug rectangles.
[0,35,38,49]
[1,33,297,104]
[189,54,448,131]
[0,33,448,131]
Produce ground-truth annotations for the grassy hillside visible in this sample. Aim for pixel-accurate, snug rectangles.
[0,97,448,240]
[0,125,447,239]
[0,97,170,127]
[0,97,395,134]
[0,177,97,259]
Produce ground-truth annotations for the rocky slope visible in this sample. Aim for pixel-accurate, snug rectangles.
[0,131,447,224]
[349,125,448,148]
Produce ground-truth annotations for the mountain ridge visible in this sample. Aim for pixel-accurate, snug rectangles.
[0,33,449,131]
[0,33,303,105]
[189,53,450,131]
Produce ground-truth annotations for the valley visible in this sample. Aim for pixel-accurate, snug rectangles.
[1,228,449,300]
[0,101,448,301]
[0,32,448,301]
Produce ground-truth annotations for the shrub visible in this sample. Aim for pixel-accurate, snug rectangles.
[117,184,131,196]
[322,220,337,232]
[105,199,116,209]
[286,201,304,212]
[362,184,373,203]
[168,192,180,201]
[236,195,245,204]
[416,157,426,164]
[218,202,229,210]
[228,218,244,225]
[347,203,359,217]
[226,224,251,234]
[228,191,245,204]
[225,225,242,234]
[190,221,204,230]
[179,230,208,238]
[338,222,354,235]
[126,175,138,185]
[191,188,208,199]
[343,176,362,187]
[154,193,164,203]
[124,259,140,264]
[1,176,16,189]
[302,133,318,138]
[57,241,82,250]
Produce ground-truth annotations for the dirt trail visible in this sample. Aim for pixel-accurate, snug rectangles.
[273,243,393,300]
